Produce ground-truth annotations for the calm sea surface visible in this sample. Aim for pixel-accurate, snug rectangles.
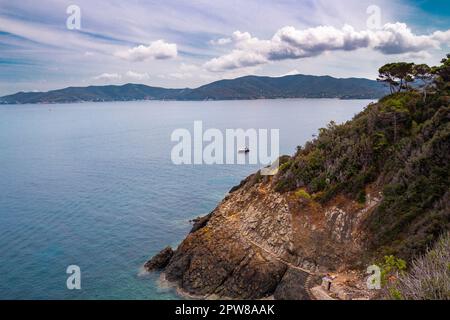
[0,99,372,299]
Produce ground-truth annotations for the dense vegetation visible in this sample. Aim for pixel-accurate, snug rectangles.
[274,55,450,262]
[390,232,450,300]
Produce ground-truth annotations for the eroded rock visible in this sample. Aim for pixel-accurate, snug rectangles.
[144,247,174,271]
[273,268,309,300]
[152,180,380,299]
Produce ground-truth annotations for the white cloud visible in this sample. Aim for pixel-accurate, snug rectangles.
[115,40,177,62]
[92,71,150,82]
[400,51,432,60]
[179,63,199,72]
[372,23,439,54]
[232,31,253,43]
[159,63,204,80]
[209,31,252,46]
[167,72,193,79]
[431,30,450,43]
[281,69,300,76]
[125,71,150,80]
[204,50,268,72]
[93,73,122,81]
[210,37,232,45]
[204,23,450,72]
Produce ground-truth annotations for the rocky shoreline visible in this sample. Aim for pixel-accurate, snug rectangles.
[145,171,381,300]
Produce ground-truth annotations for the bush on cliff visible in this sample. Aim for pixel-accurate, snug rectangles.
[388,232,450,300]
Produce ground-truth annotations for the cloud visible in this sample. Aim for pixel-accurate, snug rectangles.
[163,63,203,79]
[158,62,204,79]
[125,71,150,80]
[92,71,151,82]
[179,63,199,72]
[281,69,300,76]
[372,23,439,54]
[115,40,177,62]
[431,30,450,43]
[204,50,268,72]
[0,15,119,54]
[210,37,232,45]
[167,72,193,79]
[204,23,450,72]
[232,31,253,43]
[93,73,122,81]
[400,51,432,60]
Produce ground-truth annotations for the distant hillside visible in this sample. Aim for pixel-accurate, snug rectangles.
[0,84,187,104]
[0,74,389,104]
[178,75,388,100]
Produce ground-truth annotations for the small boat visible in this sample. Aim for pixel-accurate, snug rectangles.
[238,147,250,153]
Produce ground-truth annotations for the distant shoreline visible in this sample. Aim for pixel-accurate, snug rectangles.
[0,96,378,106]
[0,74,388,105]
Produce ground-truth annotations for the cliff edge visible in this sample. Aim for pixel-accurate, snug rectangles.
[146,58,450,299]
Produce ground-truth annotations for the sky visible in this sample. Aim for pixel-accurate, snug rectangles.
[0,0,449,95]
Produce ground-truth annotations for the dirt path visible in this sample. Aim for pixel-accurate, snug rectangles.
[242,227,320,300]
[222,214,320,275]
[245,236,317,274]
[223,214,324,300]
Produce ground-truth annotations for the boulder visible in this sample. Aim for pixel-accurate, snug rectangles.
[144,247,174,271]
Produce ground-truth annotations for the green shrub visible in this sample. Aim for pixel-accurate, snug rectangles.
[294,188,311,200]
[388,233,450,300]
[357,190,366,204]
[380,255,407,287]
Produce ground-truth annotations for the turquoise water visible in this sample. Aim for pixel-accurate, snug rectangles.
[0,99,370,299]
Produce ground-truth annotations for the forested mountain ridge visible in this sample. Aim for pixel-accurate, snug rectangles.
[0,74,388,104]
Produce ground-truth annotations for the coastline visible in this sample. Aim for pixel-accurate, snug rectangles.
[0,96,378,106]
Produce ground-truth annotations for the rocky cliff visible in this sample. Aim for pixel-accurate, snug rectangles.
[146,173,383,299]
[145,57,450,299]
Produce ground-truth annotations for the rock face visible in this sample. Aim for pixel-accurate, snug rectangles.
[273,268,310,300]
[190,213,213,233]
[148,173,381,299]
[144,247,174,271]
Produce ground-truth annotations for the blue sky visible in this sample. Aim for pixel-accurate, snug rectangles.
[0,0,449,95]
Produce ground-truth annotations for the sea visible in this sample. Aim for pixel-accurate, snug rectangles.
[0,98,372,299]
